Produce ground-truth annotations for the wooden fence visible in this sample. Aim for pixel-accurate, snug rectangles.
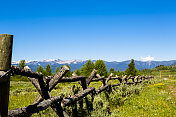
[0,34,154,117]
[3,66,153,117]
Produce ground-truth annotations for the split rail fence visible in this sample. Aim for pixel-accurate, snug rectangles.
[0,34,154,117]
[2,66,154,117]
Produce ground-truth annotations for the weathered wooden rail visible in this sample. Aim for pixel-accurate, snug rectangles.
[0,34,154,117]
[6,66,154,117]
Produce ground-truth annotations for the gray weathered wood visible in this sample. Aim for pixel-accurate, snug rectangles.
[32,65,70,104]
[105,73,113,84]
[86,69,97,86]
[35,70,69,117]
[11,66,43,79]
[134,76,139,82]
[49,65,69,91]
[96,83,111,94]
[112,81,142,87]
[31,66,70,117]
[122,75,127,82]
[111,83,121,87]
[0,34,13,70]
[96,74,101,78]
[0,34,13,117]
[59,76,86,83]
[80,78,87,90]
[125,75,131,83]
[136,76,141,82]
[0,70,11,83]
[110,76,121,80]
[8,96,63,117]
[91,76,121,82]
[91,77,104,82]
[62,87,95,107]
[28,78,43,95]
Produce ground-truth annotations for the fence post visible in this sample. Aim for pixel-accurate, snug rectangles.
[0,34,13,117]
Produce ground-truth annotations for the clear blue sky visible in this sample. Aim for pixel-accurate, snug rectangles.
[1,0,176,62]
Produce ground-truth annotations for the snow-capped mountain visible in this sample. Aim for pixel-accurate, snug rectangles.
[12,59,87,72]
[12,59,176,73]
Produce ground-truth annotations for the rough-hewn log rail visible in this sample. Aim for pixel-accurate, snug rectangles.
[11,66,43,79]
[112,81,141,87]
[48,65,70,92]
[91,76,121,82]
[8,96,63,117]
[121,75,127,82]
[86,69,97,86]
[91,77,105,81]
[96,83,111,94]
[0,69,11,83]
[62,87,95,107]
[58,76,86,83]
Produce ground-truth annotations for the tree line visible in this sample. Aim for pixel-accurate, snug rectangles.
[18,59,140,77]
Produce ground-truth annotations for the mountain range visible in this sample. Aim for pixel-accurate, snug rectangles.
[12,59,176,73]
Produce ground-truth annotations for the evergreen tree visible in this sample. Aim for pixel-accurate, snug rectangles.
[115,69,121,76]
[45,64,52,76]
[109,68,115,73]
[75,69,81,76]
[80,60,95,77]
[37,65,45,75]
[94,60,107,77]
[109,68,115,76]
[55,66,60,74]
[19,60,26,69]
[125,59,140,76]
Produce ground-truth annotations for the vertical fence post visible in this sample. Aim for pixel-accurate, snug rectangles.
[0,34,13,117]
[160,71,162,79]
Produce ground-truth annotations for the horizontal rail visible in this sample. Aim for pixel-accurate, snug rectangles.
[91,77,104,81]
[8,96,63,117]
[11,66,43,79]
[0,69,11,83]
[96,83,111,94]
[62,87,95,107]
[58,76,86,83]
[112,81,142,87]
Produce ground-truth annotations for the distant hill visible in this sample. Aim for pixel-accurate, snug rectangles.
[12,59,176,73]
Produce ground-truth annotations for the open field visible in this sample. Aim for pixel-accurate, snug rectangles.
[106,76,176,117]
[8,71,176,117]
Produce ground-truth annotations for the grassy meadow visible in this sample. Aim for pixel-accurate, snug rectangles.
[8,71,176,117]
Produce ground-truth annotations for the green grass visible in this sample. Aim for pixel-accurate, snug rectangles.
[9,81,38,109]
[111,79,176,117]
[90,77,176,117]
[8,74,176,117]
